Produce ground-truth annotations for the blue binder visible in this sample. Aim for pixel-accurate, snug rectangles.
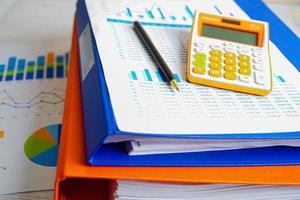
[76,0,300,166]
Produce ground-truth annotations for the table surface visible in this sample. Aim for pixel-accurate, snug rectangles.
[0,0,299,199]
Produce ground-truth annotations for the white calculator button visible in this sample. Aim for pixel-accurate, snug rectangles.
[195,41,205,47]
[252,52,262,58]
[254,72,265,85]
[239,75,250,83]
[253,58,263,64]
[210,44,221,50]
[251,47,263,52]
[194,47,206,53]
[238,49,250,55]
[224,43,234,47]
[238,45,251,50]
[224,47,235,52]
[253,64,264,71]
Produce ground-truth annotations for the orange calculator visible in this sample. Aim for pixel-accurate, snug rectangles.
[187,12,272,95]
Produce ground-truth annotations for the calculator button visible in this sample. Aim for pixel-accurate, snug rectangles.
[194,47,206,53]
[238,54,250,62]
[224,72,237,80]
[193,60,205,66]
[209,69,222,78]
[224,43,235,47]
[239,68,251,76]
[210,44,221,50]
[224,52,236,59]
[253,58,263,64]
[253,64,264,71]
[209,62,222,70]
[193,67,206,75]
[194,53,206,60]
[210,50,222,57]
[238,61,251,68]
[238,49,250,55]
[224,65,236,72]
[254,72,265,85]
[239,75,250,83]
[224,47,235,52]
[224,58,236,65]
[195,41,205,47]
[251,47,263,52]
[210,56,222,63]
[252,52,262,58]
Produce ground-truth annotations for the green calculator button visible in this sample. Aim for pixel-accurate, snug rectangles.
[193,59,206,66]
[193,53,206,68]
[194,53,206,60]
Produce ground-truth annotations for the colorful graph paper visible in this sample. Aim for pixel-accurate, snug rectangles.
[0,52,69,81]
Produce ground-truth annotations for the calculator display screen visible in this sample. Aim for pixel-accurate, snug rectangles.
[202,24,258,46]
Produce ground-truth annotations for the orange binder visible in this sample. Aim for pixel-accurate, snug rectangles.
[54,18,300,200]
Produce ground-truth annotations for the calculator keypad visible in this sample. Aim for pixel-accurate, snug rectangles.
[190,39,269,89]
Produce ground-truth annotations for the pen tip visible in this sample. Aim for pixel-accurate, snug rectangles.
[170,79,180,92]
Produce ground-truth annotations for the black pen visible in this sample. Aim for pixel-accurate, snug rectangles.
[133,21,180,92]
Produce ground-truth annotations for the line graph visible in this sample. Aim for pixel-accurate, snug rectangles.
[0,89,65,109]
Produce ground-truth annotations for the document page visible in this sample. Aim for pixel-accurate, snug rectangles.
[0,0,73,194]
[86,0,300,135]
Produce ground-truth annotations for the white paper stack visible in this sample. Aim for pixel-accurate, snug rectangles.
[112,180,300,200]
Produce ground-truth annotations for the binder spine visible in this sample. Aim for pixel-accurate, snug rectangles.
[76,0,117,163]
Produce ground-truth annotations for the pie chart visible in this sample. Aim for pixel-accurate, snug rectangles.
[24,124,62,167]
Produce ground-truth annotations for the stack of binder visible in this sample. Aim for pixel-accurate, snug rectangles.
[55,0,300,199]
[76,0,300,167]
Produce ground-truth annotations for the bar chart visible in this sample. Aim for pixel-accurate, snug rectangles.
[0,52,69,82]
[116,4,193,21]
[106,2,236,27]
[107,3,194,27]
[129,69,181,83]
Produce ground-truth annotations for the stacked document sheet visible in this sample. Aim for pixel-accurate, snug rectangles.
[126,138,300,155]
[77,0,300,165]
[112,180,300,200]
